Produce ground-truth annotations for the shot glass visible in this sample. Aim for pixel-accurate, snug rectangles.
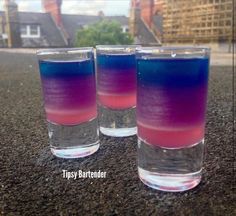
[37,48,99,158]
[136,47,210,191]
[96,45,138,137]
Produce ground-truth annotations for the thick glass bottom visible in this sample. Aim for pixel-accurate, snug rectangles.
[138,168,202,192]
[100,127,137,137]
[99,105,136,137]
[47,118,99,158]
[137,138,204,192]
[51,142,100,159]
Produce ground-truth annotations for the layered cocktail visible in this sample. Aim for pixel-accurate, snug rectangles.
[96,46,137,137]
[37,48,99,158]
[136,47,210,191]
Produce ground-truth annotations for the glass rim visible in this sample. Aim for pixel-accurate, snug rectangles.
[136,46,210,54]
[36,47,94,56]
[96,44,140,50]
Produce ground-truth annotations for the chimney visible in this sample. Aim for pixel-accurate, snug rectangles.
[42,0,62,27]
[4,0,22,48]
[129,0,141,37]
[140,0,154,28]
[42,0,69,46]
[98,10,105,17]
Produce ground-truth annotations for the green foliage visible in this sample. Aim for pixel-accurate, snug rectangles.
[76,20,134,47]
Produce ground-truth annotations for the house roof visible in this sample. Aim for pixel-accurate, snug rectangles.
[106,16,129,26]
[136,18,159,45]
[0,11,129,47]
[153,15,163,34]
[0,11,67,47]
[61,14,100,45]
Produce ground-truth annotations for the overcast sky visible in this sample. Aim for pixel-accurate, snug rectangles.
[0,0,130,16]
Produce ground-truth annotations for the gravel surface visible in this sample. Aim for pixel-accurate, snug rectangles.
[0,52,234,215]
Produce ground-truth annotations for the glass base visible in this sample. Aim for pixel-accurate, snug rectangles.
[138,168,202,192]
[137,138,204,192]
[51,142,100,159]
[100,126,137,137]
[99,105,136,137]
[47,118,99,158]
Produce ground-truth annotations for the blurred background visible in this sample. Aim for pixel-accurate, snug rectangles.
[0,0,235,54]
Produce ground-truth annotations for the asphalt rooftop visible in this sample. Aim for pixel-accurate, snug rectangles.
[0,51,234,215]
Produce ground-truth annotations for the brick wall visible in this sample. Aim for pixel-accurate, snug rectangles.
[140,0,153,27]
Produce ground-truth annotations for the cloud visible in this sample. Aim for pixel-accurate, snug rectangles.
[0,1,3,11]
[0,0,129,16]
[18,1,30,11]
[17,0,42,12]
[62,0,106,15]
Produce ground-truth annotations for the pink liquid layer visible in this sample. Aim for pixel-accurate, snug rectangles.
[45,106,97,125]
[138,121,204,148]
[98,92,136,109]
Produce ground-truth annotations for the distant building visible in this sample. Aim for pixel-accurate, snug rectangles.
[0,0,22,48]
[0,0,129,48]
[129,0,161,45]
[130,0,234,46]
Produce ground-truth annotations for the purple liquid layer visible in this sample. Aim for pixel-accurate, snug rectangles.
[41,76,96,111]
[98,68,136,95]
[97,53,136,109]
[137,85,208,128]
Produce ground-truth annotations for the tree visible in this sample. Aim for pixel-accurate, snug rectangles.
[76,20,134,47]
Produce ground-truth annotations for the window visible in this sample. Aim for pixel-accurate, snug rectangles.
[122,26,129,33]
[226,20,231,26]
[82,24,88,29]
[221,5,225,10]
[20,25,27,35]
[30,25,38,35]
[20,24,40,38]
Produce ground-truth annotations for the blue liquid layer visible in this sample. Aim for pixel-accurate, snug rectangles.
[137,58,209,87]
[97,53,136,70]
[39,59,95,78]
